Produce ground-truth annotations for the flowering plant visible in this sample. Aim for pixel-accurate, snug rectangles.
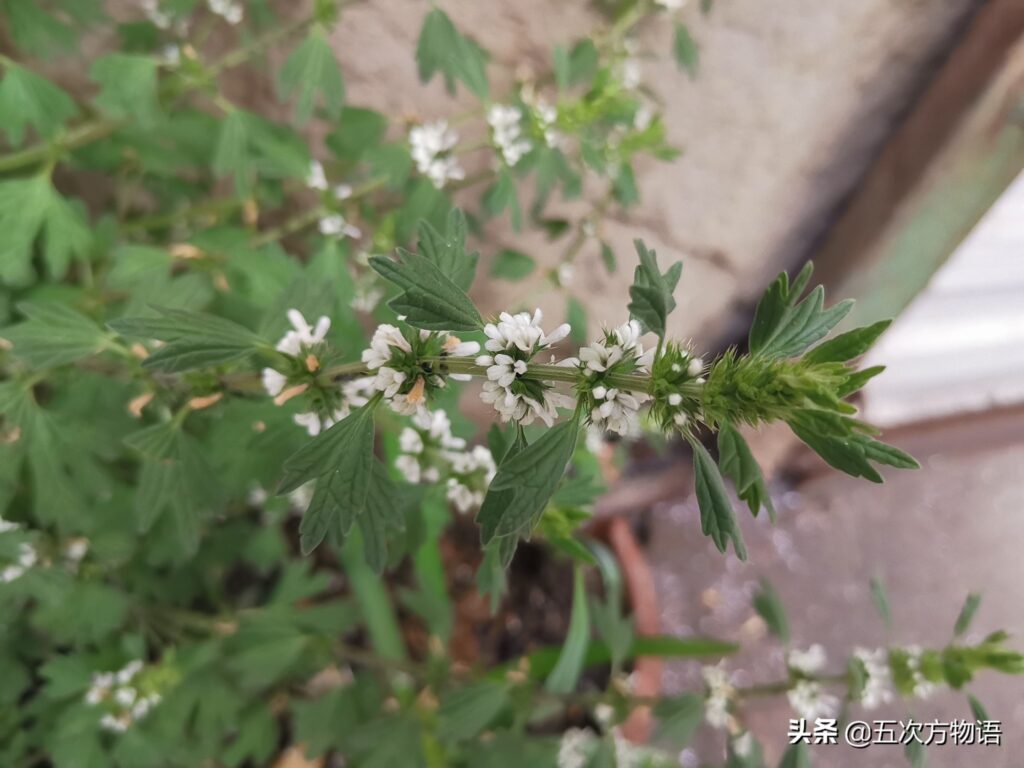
[0,1,1020,767]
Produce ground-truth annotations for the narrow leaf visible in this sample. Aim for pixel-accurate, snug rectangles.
[690,438,747,560]
[545,567,590,694]
[717,423,775,521]
[954,593,981,638]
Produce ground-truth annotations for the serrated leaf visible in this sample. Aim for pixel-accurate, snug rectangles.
[672,23,699,77]
[717,423,775,521]
[628,239,681,338]
[278,404,377,554]
[90,53,158,125]
[369,249,483,331]
[41,194,92,277]
[358,462,415,574]
[954,593,981,638]
[749,263,853,359]
[0,63,77,144]
[689,437,747,560]
[278,32,345,123]
[109,306,267,372]
[490,249,535,281]
[213,109,253,190]
[752,580,789,643]
[482,170,521,229]
[437,681,509,742]
[545,567,590,694]
[654,694,702,747]
[417,208,478,291]
[0,175,54,285]
[804,319,892,364]
[415,8,489,99]
[477,416,579,543]
[0,302,109,369]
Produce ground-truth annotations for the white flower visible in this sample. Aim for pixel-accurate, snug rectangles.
[372,367,406,399]
[293,409,349,437]
[579,340,624,373]
[787,680,839,721]
[100,714,129,733]
[590,386,647,436]
[333,183,353,200]
[487,104,532,167]
[1,542,37,583]
[409,121,465,189]
[0,515,20,533]
[276,309,331,356]
[557,263,575,286]
[399,428,424,454]
[481,353,528,388]
[732,732,755,759]
[65,538,89,565]
[904,645,938,699]
[395,454,422,484]
[655,0,687,9]
[853,647,894,710]
[261,368,287,398]
[161,44,182,67]
[306,160,328,191]
[351,285,384,314]
[318,213,362,239]
[618,56,641,90]
[483,309,570,355]
[788,644,828,675]
[446,478,482,513]
[362,324,411,371]
[702,664,735,730]
[557,728,594,768]
[687,356,704,377]
[208,0,243,25]
[141,0,173,29]
[114,687,137,707]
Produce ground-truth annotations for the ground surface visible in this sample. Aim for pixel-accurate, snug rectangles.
[647,426,1024,766]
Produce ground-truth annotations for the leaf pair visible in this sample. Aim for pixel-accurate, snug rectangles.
[369,209,483,331]
[110,306,269,373]
[415,8,489,100]
[476,416,580,545]
[278,404,377,555]
[749,263,853,359]
[628,239,682,339]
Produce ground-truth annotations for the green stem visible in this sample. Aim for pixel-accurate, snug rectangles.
[0,119,120,174]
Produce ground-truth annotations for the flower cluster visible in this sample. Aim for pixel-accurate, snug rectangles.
[1,541,37,584]
[853,647,895,709]
[261,309,331,399]
[394,410,496,512]
[487,104,532,167]
[208,0,243,25]
[84,660,162,734]
[648,341,705,432]
[409,121,465,189]
[476,309,573,426]
[702,663,736,730]
[556,726,667,768]
[577,320,653,436]
[318,213,361,240]
[363,325,479,416]
[787,679,840,721]
[787,644,827,675]
[904,645,937,699]
[655,0,688,10]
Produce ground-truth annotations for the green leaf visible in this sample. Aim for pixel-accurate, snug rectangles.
[778,742,811,768]
[90,53,159,125]
[1,302,109,369]
[490,249,536,281]
[369,249,483,332]
[41,193,92,278]
[437,681,509,742]
[416,208,478,291]
[0,63,77,144]
[278,404,377,554]
[717,423,775,521]
[689,437,747,560]
[567,296,587,346]
[109,306,267,372]
[545,567,591,694]
[0,175,55,285]
[654,694,702,747]
[213,109,253,191]
[870,576,892,630]
[967,694,989,722]
[477,416,580,543]
[278,31,345,123]
[482,170,521,229]
[787,409,918,482]
[672,23,699,77]
[599,240,616,273]
[508,634,738,681]
[804,319,891,364]
[954,593,981,638]
[358,463,414,574]
[752,580,789,643]
[628,239,682,338]
[415,8,489,99]
[904,738,926,768]
[749,263,853,359]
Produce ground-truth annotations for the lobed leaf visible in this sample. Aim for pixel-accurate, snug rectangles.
[415,8,489,99]
[717,422,775,520]
[369,249,484,332]
[627,239,682,338]
[278,32,345,124]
